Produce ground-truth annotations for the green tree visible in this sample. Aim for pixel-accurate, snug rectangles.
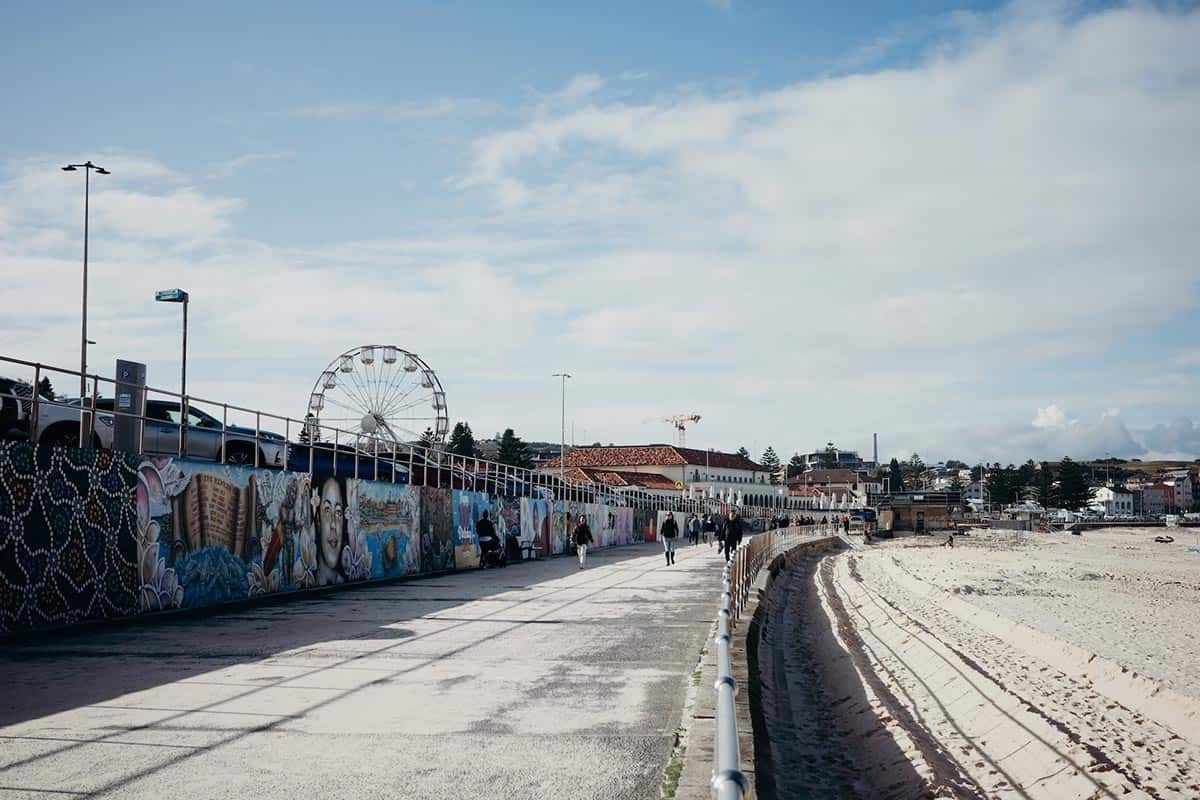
[902,453,925,488]
[887,457,906,492]
[497,428,532,468]
[418,427,437,450]
[447,421,476,457]
[1056,457,1091,511]
[760,446,781,483]
[37,377,55,400]
[786,453,805,479]
[1036,461,1056,507]
[736,446,750,460]
[948,474,965,495]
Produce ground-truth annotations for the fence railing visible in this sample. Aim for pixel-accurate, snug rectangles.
[0,354,831,519]
[712,523,838,799]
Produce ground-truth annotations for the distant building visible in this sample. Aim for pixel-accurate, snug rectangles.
[795,443,867,473]
[1162,475,1194,512]
[541,445,771,496]
[786,469,882,507]
[1090,486,1134,516]
[1142,485,1167,516]
[880,491,960,533]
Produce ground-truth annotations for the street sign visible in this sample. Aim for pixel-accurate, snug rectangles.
[155,288,188,302]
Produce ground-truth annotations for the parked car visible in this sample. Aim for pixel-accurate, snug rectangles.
[0,376,34,440]
[34,397,287,467]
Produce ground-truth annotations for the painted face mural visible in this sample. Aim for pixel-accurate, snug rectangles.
[318,477,344,584]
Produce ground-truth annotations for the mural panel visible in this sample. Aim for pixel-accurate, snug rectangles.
[519,497,551,556]
[349,480,420,580]
[452,490,491,569]
[419,487,454,573]
[0,442,139,633]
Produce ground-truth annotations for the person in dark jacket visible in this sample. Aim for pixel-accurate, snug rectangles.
[572,515,593,568]
[703,513,717,548]
[660,511,679,565]
[724,511,743,562]
[476,511,501,568]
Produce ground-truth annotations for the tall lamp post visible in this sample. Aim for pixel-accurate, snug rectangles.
[552,373,571,528]
[155,289,190,396]
[62,160,110,445]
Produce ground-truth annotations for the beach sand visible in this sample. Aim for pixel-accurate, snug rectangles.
[816,528,1200,799]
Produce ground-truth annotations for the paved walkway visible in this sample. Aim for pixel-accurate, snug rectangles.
[0,542,725,800]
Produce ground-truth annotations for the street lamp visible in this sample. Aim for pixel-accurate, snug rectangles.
[62,160,110,445]
[155,289,190,397]
[552,372,571,524]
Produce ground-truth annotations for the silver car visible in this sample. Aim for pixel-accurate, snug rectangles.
[36,397,286,467]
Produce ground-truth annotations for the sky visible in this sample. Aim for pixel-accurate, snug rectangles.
[1,0,1198,466]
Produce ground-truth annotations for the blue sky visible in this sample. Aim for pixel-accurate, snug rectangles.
[2,1,1198,464]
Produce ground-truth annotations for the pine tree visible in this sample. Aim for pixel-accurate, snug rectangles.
[1036,461,1056,507]
[1056,457,1091,511]
[419,427,437,450]
[888,457,906,492]
[787,453,805,479]
[760,447,781,483]
[447,421,476,457]
[497,428,532,469]
[736,446,750,460]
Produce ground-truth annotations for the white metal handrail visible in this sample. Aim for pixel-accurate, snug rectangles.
[0,354,819,518]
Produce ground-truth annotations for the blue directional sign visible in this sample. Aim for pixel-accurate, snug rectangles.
[155,288,188,302]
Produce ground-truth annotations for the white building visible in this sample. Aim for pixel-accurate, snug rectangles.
[1090,486,1134,517]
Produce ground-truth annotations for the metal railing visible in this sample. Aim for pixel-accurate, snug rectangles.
[0,354,826,521]
[712,523,837,799]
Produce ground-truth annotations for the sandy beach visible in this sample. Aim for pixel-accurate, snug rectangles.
[814,528,1200,799]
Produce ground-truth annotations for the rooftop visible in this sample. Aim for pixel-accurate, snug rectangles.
[543,445,766,472]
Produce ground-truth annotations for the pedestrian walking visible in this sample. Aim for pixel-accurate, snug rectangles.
[572,514,593,568]
[703,513,717,547]
[688,514,702,546]
[660,511,679,565]
[724,511,743,562]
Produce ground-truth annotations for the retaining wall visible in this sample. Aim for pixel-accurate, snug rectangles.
[0,441,666,635]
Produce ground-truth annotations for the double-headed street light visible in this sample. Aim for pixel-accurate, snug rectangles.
[62,160,110,444]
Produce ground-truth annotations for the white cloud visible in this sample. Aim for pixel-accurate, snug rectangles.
[1032,403,1072,429]
[3,3,1199,462]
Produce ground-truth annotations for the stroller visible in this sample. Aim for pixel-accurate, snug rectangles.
[478,529,507,568]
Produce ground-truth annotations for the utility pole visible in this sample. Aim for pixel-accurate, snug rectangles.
[552,373,571,534]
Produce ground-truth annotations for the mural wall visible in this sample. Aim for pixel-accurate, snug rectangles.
[0,442,139,633]
[1,443,689,635]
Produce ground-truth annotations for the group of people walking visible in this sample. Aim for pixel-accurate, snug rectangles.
[658,510,745,565]
[567,509,749,569]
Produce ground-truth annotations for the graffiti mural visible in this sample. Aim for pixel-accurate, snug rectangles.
[519,497,551,556]
[0,442,140,633]
[349,480,421,579]
[2,440,683,636]
[419,487,453,573]
[452,490,492,569]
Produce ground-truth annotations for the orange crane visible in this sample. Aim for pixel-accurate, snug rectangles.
[662,413,701,447]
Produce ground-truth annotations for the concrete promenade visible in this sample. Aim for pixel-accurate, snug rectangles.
[0,542,725,800]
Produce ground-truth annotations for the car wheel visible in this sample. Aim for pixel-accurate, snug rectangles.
[44,424,83,449]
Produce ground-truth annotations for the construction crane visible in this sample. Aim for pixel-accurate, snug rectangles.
[662,414,701,447]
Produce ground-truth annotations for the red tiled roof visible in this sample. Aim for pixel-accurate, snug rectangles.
[786,469,857,486]
[544,445,766,472]
[562,467,680,490]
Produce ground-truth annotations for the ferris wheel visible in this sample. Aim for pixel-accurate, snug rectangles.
[306,345,448,450]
